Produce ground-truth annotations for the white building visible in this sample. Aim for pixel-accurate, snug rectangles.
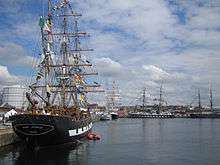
[1,85,28,109]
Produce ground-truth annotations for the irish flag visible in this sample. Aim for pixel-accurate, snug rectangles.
[39,16,50,32]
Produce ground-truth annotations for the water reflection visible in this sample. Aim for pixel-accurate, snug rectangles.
[0,141,89,165]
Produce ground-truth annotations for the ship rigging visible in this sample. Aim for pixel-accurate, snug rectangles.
[10,0,104,147]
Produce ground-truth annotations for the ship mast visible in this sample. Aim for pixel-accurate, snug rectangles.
[111,81,116,108]
[142,87,146,111]
[209,87,213,111]
[106,81,121,112]
[29,0,104,113]
[61,0,67,108]
[198,89,201,111]
[158,85,163,113]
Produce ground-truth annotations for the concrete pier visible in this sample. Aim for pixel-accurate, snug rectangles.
[0,128,19,147]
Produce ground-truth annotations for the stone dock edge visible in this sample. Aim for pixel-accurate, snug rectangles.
[0,128,20,147]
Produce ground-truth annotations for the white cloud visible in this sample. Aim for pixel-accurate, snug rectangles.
[188,8,220,30]
[79,0,177,47]
[0,42,38,67]
[90,31,125,57]
[187,30,220,48]
[0,65,22,88]
[143,65,170,81]
[94,57,122,77]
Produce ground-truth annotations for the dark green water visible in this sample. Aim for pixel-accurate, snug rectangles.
[1,118,220,165]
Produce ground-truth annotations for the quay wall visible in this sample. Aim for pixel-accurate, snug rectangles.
[0,128,19,147]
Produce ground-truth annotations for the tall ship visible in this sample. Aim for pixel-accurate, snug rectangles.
[190,87,220,118]
[99,81,121,120]
[106,81,121,120]
[10,0,103,147]
[128,85,174,118]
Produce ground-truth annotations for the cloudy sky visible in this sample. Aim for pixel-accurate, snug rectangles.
[0,0,220,107]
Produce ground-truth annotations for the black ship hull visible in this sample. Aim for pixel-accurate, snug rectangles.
[128,113,174,118]
[10,114,92,147]
[190,113,220,118]
[111,113,118,120]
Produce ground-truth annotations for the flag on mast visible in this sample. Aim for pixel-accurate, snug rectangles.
[39,16,51,33]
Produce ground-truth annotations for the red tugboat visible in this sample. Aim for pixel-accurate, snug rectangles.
[10,0,104,147]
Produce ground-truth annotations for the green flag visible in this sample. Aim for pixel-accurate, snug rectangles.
[39,16,45,29]
[39,16,50,32]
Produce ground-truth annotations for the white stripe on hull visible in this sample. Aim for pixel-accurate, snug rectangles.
[68,123,93,136]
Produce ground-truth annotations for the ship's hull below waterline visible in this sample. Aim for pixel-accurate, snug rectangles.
[11,114,92,147]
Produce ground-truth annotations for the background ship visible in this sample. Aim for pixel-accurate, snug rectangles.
[106,81,121,120]
[128,85,174,118]
[10,0,103,147]
[189,87,220,118]
[100,81,121,120]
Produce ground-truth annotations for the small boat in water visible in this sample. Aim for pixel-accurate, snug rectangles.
[100,113,111,121]
[110,112,118,120]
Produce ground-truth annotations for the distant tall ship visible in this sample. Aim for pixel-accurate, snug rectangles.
[106,81,121,120]
[99,81,121,120]
[190,87,220,118]
[10,0,103,147]
[128,85,174,118]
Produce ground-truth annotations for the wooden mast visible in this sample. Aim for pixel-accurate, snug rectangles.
[29,0,104,115]
[61,0,68,108]
[142,87,146,111]
[198,89,201,111]
[209,86,213,111]
[158,85,163,113]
